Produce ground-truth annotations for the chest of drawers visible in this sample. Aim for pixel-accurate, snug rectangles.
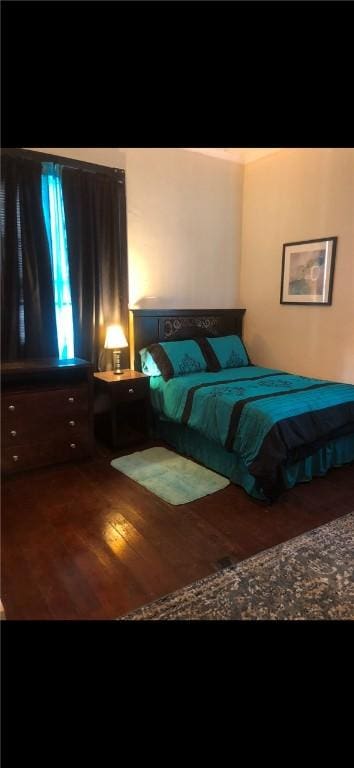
[1,358,94,474]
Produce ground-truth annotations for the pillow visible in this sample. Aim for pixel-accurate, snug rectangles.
[142,339,208,381]
[139,348,163,377]
[205,335,249,369]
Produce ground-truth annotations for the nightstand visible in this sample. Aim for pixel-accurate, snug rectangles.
[93,370,151,450]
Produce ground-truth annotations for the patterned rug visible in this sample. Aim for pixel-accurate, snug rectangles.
[119,512,354,620]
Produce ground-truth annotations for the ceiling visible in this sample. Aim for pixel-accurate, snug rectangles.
[186,148,283,164]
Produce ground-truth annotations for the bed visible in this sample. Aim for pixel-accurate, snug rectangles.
[130,308,354,501]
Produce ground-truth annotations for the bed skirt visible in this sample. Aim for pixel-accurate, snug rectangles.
[155,417,354,501]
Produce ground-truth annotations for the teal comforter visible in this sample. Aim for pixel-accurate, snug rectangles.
[150,366,354,499]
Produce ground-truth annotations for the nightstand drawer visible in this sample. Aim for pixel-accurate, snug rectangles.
[116,378,149,402]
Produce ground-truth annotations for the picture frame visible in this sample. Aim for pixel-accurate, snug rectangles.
[280,236,337,305]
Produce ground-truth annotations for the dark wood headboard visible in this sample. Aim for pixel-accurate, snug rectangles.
[129,308,246,371]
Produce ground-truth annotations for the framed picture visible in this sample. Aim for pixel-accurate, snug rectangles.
[280,236,337,305]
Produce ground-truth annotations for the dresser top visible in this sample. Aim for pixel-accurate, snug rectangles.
[1,358,91,375]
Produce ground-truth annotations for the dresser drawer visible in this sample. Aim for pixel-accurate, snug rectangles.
[3,384,88,412]
[2,385,88,433]
[2,414,90,448]
[2,437,92,474]
[115,377,149,403]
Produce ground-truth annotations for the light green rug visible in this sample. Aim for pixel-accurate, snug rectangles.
[110,447,230,505]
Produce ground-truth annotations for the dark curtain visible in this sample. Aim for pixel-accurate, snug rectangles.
[61,168,128,370]
[1,153,59,361]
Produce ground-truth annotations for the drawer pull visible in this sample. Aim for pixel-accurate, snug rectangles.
[10,430,17,438]
[70,443,76,449]
[69,420,76,427]
[8,405,15,411]
[13,455,19,462]
[68,397,75,403]
[128,388,134,394]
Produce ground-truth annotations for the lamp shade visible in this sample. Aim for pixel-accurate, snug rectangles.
[104,325,128,350]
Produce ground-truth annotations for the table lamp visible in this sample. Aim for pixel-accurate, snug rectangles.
[104,324,128,374]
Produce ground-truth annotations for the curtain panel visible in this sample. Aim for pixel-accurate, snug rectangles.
[1,153,59,361]
[61,168,129,370]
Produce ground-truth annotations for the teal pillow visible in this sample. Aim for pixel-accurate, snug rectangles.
[205,335,249,369]
[139,348,162,377]
[145,339,208,381]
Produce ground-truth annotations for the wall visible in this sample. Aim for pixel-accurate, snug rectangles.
[124,149,243,308]
[240,148,354,383]
[29,148,243,309]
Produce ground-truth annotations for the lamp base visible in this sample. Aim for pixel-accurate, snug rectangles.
[112,349,123,375]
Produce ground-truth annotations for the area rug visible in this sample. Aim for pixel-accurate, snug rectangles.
[110,446,230,505]
[118,512,354,620]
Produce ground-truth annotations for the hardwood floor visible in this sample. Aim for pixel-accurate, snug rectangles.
[2,441,354,620]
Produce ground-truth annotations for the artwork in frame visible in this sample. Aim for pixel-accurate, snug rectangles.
[280,237,337,305]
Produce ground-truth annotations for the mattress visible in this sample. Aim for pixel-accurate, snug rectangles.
[149,365,354,500]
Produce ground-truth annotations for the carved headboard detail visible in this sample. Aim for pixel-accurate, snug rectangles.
[161,315,220,340]
[129,308,246,371]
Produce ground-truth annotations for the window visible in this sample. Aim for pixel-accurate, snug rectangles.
[2,148,128,367]
[41,163,74,360]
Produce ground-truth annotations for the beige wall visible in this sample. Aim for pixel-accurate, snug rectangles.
[241,148,354,383]
[29,148,243,309]
[124,149,243,308]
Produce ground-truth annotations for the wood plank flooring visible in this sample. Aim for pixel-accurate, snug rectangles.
[2,441,354,620]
